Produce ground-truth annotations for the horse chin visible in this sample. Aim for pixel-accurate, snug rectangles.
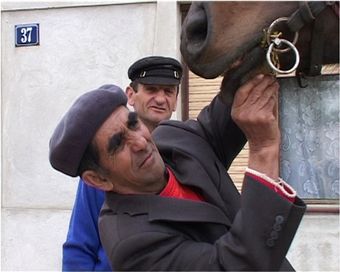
[223,56,246,77]
[185,54,239,79]
[185,41,262,79]
[219,46,267,105]
[224,47,267,82]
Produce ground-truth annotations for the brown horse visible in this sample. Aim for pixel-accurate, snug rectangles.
[181,1,339,100]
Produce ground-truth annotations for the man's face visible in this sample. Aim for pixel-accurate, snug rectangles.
[126,83,178,130]
[92,106,166,194]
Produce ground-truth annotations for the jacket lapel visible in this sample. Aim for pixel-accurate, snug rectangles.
[167,153,236,214]
[148,196,230,226]
[105,193,231,227]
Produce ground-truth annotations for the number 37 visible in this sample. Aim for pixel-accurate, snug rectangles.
[20,27,33,43]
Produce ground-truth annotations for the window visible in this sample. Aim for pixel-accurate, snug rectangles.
[180,3,339,210]
[181,64,339,206]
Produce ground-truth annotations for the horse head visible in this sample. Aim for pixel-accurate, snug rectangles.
[181,1,339,101]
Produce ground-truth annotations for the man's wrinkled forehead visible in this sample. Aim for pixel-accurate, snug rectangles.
[141,83,178,89]
[95,107,138,138]
[98,106,130,132]
[139,83,179,96]
[92,106,127,141]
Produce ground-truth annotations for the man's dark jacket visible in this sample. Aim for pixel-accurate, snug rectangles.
[99,95,306,271]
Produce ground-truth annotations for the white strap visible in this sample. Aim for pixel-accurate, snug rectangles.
[245,167,297,198]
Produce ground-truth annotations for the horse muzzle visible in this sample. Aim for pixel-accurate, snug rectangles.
[180,2,235,79]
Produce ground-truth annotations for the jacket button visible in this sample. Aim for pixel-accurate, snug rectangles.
[266,238,275,247]
[275,215,284,224]
[270,230,279,240]
[273,223,282,232]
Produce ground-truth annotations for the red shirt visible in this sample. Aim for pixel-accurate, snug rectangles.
[160,168,205,202]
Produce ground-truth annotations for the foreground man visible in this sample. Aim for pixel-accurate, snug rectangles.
[51,74,306,271]
[62,56,182,271]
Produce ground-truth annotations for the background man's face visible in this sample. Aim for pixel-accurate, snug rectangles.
[127,83,178,127]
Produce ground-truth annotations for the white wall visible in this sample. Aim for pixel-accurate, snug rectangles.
[287,213,339,271]
[1,1,339,271]
[1,1,181,270]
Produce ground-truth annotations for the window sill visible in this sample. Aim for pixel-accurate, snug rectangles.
[305,199,339,213]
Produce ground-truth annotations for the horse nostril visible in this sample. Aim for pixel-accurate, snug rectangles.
[186,10,207,45]
[183,3,208,55]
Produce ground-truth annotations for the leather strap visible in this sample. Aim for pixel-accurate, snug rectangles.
[287,2,330,32]
[289,2,336,76]
[307,14,325,76]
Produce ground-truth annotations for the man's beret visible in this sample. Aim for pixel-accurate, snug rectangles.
[128,56,183,85]
[49,84,127,177]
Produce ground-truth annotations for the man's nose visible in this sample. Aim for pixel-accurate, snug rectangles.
[129,133,148,152]
[154,90,166,103]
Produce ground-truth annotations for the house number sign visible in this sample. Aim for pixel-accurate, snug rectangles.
[15,23,39,47]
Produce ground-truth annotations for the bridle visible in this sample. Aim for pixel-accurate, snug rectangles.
[263,1,338,79]
[219,1,338,102]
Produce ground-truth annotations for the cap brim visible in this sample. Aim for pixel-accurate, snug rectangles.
[137,76,180,86]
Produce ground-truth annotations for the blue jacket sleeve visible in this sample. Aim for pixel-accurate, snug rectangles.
[62,179,111,271]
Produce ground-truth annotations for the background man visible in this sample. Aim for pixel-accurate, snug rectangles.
[62,56,182,271]
[50,74,306,271]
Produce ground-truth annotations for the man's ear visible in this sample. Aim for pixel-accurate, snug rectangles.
[82,170,114,192]
[172,87,179,112]
[125,86,135,107]
[172,94,178,112]
[172,100,177,112]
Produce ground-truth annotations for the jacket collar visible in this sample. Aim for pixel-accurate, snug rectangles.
[104,192,231,227]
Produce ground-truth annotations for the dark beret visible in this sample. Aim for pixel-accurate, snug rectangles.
[128,56,183,85]
[49,84,127,177]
